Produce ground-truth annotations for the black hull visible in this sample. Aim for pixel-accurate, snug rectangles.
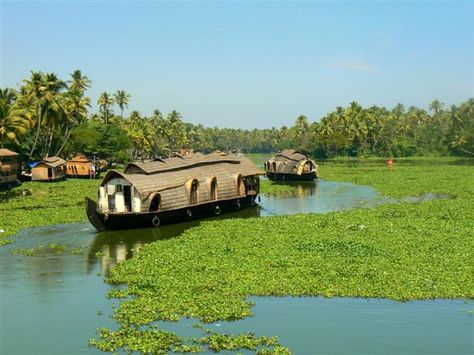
[266,172,316,181]
[85,196,256,231]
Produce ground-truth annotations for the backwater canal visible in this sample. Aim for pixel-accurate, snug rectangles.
[1,180,472,354]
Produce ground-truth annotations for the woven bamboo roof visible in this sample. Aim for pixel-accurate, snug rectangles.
[125,152,248,175]
[0,148,19,157]
[68,154,92,163]
[104,153,263,196]
[273,149,307,162]
[38,156,67,168]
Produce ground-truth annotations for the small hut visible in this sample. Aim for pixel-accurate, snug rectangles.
[32,156,67,182]
[66,154,98,178]
[0,148,20,187]
[264,149,318,181]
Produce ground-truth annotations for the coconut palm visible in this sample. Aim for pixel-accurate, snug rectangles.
[0,88,31,146]
[97,92,114,125]
[70,70,91,92]
[22,72,67,160]
[114,90,131,118]
[55,89,91,156]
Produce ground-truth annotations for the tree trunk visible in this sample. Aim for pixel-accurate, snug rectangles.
[55,125,72,156]
[27,105,42,164]
[45,129,54,158]
[459,147,474,156]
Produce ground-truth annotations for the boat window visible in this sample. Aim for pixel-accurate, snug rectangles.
[108,194,116,212]
[210,177,217,200]
[190,179,199,205]
[149,194,161,212]
[123,185,132,212]
[236,175,245,196]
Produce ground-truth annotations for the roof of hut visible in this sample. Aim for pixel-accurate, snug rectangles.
[103,153,263,196]
[37,156,67,168]
[0,148,19,157]
[68,154,92,163]
[272,149,307,162]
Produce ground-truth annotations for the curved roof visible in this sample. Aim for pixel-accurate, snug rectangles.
[68,154,92,163]
[103,153,263,196]
[273,149,307,162]
[0,148,19,157]
[125,152,245,175]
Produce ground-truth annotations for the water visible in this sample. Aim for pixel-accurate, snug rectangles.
[1,180,472,354]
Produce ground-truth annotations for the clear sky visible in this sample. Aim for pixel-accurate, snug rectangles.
[2,0,473,128]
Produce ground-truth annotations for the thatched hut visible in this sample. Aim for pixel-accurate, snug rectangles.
[32,156,67,181]
[0,148,20,187]
[264,149,318,181]
[86,152,263,231]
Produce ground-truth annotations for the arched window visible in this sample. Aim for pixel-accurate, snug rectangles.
[209,177,217,200]
[149,194,161,212]
[187,179,199,205]
[272,162,277,172]
[236,174,246,197]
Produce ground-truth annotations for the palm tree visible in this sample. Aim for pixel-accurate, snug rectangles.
[97,92,114,125]
[69,70,91,92]
[55,89,91,156]
[22,72,66,161]
[0,88,31,146]
[114,90,131,118]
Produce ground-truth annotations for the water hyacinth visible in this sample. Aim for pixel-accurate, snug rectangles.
[90,162,474,353]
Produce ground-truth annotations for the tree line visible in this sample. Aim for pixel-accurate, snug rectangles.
[1,70,473,164]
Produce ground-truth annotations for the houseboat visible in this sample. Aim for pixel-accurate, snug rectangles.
[0,148,20,187]
[66,154,106,178]
[264,149,318,181]
[85,152,263,231]
[32,156,67,181]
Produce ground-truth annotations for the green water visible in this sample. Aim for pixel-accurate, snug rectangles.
[1,180,472,354]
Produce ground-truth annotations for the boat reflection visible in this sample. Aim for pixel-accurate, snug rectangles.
[87,204,262,274]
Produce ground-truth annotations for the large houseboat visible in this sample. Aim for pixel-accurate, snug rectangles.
[264,149,318,181]
[86,152,263,231]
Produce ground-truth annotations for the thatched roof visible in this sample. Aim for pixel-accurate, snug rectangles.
[103,153,263,196]
[0,148,19,157]
[68,154,92,163]
[37,156,66,168]
[125,152,254,175]
[273,149,307,162]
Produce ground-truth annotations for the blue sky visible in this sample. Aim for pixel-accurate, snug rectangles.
[2,1,473,128]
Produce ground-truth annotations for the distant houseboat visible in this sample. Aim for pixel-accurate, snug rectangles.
[66,154,105,178]
[264,150,318,181]
[0,149,20,187]
[86,152,263,231]
[32,156,67,181]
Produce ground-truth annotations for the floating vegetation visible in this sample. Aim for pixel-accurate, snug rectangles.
[9,243,68,256]
[259,179,296,196]
[90,163,474,353]
[0,179,100,246]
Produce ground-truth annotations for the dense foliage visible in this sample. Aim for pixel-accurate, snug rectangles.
[89,162,473,353]
[2,71,473,163]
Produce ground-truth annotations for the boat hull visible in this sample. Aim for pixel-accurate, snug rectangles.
[266,172,316,181]
[85,196,257,231]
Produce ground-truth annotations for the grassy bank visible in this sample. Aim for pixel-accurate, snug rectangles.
[0,179,100,246]
[90,162,474,353]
